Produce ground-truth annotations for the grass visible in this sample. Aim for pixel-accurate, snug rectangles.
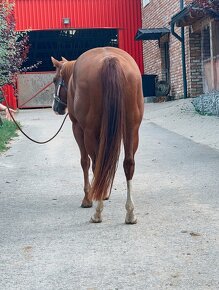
[0,118,18,152]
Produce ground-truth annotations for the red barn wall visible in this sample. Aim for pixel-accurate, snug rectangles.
[15,0,143,72]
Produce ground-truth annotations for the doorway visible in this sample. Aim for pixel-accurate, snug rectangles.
[23,28,119,71]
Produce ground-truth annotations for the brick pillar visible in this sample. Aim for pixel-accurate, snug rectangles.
[189,31,203,97]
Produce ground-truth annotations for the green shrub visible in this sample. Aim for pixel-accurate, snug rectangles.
[0,119,18,152]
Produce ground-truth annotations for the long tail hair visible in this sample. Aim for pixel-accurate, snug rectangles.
[89,57,126,201]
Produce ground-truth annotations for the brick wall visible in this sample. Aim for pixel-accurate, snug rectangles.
[141,0,195,98]
[188,30,203,96]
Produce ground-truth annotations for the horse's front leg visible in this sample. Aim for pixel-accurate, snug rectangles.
[72,122,92,208]
[80,155,92,208]
[90,200,104,223]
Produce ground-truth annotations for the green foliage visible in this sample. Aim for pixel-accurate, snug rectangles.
[0,1,27,87]
[0,118,18,152]
[0,0,40,90]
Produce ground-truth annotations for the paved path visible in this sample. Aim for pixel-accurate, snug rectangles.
[0,104,219,289]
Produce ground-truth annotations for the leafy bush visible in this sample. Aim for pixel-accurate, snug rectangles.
[0,0,40,90]
[0,1,29,88]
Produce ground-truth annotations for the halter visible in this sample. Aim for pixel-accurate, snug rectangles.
[53,79,68,106]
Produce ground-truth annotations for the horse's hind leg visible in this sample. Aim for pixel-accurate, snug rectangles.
[72,123,92,208]
[83,131,105,223]
[123,128,140,224]
[90,200,104,223]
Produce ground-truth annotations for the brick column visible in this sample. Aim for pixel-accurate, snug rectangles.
[188,31,203,97]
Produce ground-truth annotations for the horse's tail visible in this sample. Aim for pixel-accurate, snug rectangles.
[89,57,125,201]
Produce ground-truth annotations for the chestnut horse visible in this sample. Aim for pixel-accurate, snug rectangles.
[51,47,144,224]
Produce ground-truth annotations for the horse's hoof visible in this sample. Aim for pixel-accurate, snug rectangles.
[125,216,137,225]
[81,199,93,208]
[90,216,102,223]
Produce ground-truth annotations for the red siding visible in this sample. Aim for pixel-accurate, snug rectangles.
[2,85,17,109]
[15,0,143,71]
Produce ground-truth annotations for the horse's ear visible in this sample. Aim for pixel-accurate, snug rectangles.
[61,56,68,62]
[51,56,61,68]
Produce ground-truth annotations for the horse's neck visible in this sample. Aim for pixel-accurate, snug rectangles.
[63,61,75,85]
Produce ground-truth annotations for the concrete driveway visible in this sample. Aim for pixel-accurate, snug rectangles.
[0,101,219,290]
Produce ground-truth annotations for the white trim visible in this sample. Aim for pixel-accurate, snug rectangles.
[143,0,150,7]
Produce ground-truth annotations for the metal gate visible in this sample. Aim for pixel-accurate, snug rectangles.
[17,72,54,108]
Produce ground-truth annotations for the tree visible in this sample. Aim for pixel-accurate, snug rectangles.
[0,0,40,90]
[0,0,30,89]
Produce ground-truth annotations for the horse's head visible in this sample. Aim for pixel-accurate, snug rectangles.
[51,57,68,115]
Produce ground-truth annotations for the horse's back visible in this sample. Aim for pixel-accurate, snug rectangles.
[75,47,141,82]
[71,47,143,130]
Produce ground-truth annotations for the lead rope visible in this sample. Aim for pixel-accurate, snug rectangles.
[2,94,69,144]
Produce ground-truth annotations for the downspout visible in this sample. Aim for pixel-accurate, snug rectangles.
[171,0,188,98]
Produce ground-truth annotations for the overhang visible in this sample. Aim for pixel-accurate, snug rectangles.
[171,6,205,27]
[135,28,170,41]
[171,1,219,27]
